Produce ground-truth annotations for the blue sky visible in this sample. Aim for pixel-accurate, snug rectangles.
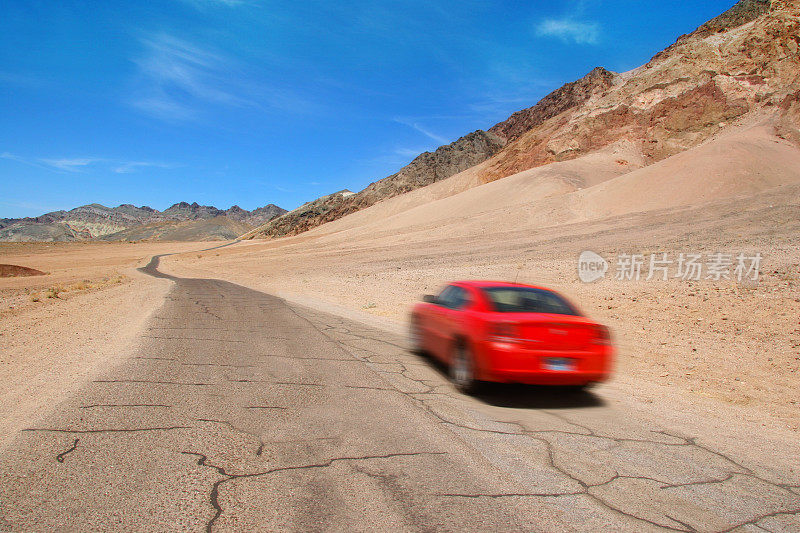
[0,0,736,217]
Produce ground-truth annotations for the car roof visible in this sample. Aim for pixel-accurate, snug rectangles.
[452,280,551,291]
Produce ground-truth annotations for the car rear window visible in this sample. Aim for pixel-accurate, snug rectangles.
[483,287,580,315]
[436,285,471,310]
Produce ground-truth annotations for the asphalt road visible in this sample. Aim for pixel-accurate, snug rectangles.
[1,257,798,532]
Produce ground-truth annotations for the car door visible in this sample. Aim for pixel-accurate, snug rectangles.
[437,286,473,364]
[425,285,458,361]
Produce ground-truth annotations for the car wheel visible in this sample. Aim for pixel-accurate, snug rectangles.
[409,318,424,353]
[450,341,478,394]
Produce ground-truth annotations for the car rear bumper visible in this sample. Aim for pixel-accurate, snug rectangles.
[477,341,613,385]
[482,369,610,385]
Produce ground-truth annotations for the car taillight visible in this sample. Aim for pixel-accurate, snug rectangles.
[592,325,612,345]
[489,322,519,342]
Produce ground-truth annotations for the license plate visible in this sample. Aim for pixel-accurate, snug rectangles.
[544,357,575,371]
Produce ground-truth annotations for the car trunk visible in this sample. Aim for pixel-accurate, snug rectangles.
[505,313,599,351]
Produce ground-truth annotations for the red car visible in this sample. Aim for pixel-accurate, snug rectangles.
[410,281,613,393]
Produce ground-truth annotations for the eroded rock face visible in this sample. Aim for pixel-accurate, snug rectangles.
[476,0,800,182]
[694,0,771,37]
[162,202,223,221]
[239,204,287,226]
[250,130,505,238]
[488,67,618,143]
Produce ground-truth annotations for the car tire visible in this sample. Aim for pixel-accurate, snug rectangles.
[450,341,479,394]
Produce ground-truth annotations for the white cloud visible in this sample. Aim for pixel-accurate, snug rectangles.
[412,124,449,145]
[131,34,250,121]
[112,161,173,174]
[1,152,52,171]
[536,18,600,45]
[39,157,102,172]
[130,33,310,121]
[394,118,450,145]
[394,148,424,158]
[2,153,173,174]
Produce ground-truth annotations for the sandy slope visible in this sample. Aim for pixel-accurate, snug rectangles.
[160,120,800,434]
[303,139,646,240]
[298,122,800,246]
[576,124,800,220]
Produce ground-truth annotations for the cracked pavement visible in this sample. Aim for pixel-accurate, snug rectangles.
[0,256,798,532]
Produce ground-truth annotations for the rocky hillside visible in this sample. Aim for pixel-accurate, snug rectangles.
[477,0,800,182]
[0,202,286,242]
[692,0,770,37]
[247,130,505,238]
[487,67,617,142]
[98,216,255,242]
[246,0,800,240]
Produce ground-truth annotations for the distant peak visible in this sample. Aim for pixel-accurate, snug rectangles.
[687,0,771,39]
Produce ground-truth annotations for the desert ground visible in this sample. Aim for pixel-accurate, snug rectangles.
[2,121,798,454]
[1,123,799,530]
[0,241,205,448]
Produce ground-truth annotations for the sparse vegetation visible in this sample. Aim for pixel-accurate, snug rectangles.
[70,280,91,291]
[45,287,62,299]
[16,274,129,308]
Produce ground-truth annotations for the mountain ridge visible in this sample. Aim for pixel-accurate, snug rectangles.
[0,202,286,242]
[245,129,505,238]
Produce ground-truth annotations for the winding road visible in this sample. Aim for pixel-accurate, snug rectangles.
[0,256,798,531]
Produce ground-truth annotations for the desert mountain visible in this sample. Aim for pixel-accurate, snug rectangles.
[247,0,800,240]
[0,202,286,242]
[245,130,505,238]
[475,0,798,183]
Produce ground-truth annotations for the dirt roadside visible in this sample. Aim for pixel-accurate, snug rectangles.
[0,242,207,450]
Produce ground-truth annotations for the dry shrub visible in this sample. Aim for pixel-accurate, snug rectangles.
[45,287,62,299]
[70,280,91,291]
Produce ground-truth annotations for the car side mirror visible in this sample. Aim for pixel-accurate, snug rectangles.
[422,294,437,304]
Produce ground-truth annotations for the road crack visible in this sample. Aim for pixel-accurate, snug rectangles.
[56,438,79,463]
[182,450,447,532]
[23,426,190,434]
